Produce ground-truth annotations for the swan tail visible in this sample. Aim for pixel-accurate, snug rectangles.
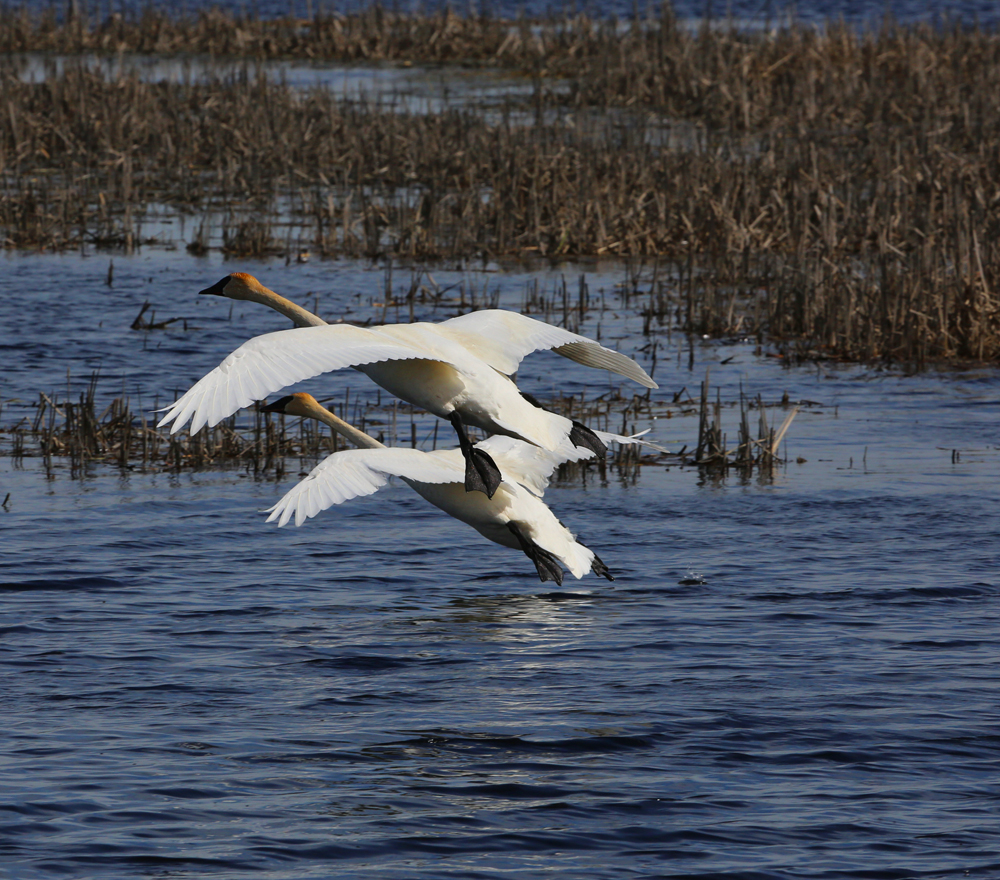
[594,428,671,454]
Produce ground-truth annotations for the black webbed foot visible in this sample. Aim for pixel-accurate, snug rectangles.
[521,394,607,460]
[569,421,608,459]
[449,412,502,498]
[590,552,615,582]
[507,522,565,586]
[465,447,502,498]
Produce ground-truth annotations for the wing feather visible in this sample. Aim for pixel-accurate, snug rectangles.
[553,341,657,389]
[158,325,455,434]
[475,435,594,498]
[265,448,466,527]
[437,309,657,388]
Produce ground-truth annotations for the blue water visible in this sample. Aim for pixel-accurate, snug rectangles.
[9,0,1000,28]
[4,0,1000,872]
[2,249,1000,878]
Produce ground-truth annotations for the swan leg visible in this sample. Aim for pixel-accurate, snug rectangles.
[506,522,565,586]
[590,552,615,582]
[569,421,608,458]
[448,412,502,498]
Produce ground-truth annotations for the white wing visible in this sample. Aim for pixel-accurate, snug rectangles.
[265,447,466,527]
[475,435,595,498]
[477,429,668,498]
[157,325,456,435]
[436,309,657,388]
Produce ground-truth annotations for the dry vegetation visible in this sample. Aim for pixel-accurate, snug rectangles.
[3,372,375,478]
[1,4,999,365]
[0,367,698,478]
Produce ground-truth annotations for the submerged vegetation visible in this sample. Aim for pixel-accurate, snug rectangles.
[1,364,802,481]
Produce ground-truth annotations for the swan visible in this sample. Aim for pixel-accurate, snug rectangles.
[260,392,615,585]
[158,272,657,498]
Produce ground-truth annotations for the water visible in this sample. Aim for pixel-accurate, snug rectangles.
[8,52,546,117]
[9,0,1000,28]
[4,1,1000,873]
[2,249,1000,878]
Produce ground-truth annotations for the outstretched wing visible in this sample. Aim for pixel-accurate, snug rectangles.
[157,325,453,435]
[265,447,465,527]
[436,309,657,389]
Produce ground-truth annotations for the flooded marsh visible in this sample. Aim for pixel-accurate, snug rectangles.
[3,247,1000,879]
[3,8,1000,361]
[3,5,1000,879]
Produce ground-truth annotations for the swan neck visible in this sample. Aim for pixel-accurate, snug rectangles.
[246,285,327,328]
[307,402,385,450]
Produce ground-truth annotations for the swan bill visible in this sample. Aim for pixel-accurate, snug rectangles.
[199,276,232,297]
[260,395,296,414]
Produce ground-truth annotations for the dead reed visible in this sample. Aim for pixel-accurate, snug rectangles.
[0,370,680,478]
[0,6,525,64]
[694,370,798,474]
[1,372,397,476]
[2,7,999,362]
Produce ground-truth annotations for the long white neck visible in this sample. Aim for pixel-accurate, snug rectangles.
[243,285,328,328]
[297,398,385,451]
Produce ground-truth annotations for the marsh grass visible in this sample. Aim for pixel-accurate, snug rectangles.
[2,5,998,363]
[0,368,688,478]
[694,370,798,474]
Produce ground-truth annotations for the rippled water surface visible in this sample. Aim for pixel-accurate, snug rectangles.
[2,249,1000,879]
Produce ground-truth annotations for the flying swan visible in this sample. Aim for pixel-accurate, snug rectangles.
[261,392,615,585]
[157,273,657,498]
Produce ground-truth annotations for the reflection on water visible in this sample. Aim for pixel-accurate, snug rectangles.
[2,248,1000,878]
[9,50,542,113]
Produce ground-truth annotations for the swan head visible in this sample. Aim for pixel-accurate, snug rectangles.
[198,273,327,327]
[260,392,321,420]
[199,272,266,300]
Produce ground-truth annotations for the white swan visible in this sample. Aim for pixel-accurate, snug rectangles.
[158,273,657,498]
[261,392,614,585]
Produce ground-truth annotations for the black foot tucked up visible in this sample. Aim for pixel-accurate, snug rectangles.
[507,522,565,586]
[449,412,502,498]
[590,552,615,582]
[569,421,608,459]
[522,393,608,460]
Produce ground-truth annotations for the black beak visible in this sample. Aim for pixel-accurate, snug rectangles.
[199,276,232,296]
[259,395,294,414]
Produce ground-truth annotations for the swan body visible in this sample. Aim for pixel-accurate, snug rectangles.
[262,393,613,585]
[159,273,657,495]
